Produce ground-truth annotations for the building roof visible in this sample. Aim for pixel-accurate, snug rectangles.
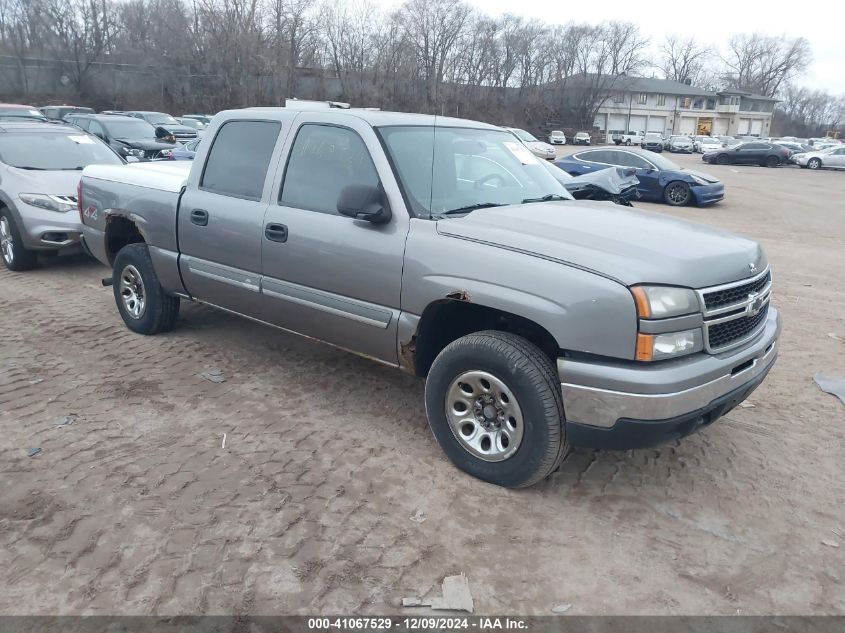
[716,89,780,102]
[564,74,714,97]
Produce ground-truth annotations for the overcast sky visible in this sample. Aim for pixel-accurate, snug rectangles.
[376,0,845,94]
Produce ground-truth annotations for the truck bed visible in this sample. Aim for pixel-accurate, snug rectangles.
[82,161,191,193]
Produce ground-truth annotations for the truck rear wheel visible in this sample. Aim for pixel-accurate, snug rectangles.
[424,331,568,488]
[112,243,180,334]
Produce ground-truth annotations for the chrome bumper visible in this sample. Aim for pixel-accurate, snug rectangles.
[558,308,780,428]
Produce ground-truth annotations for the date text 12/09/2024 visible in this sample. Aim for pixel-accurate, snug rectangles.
[307,618,528,630]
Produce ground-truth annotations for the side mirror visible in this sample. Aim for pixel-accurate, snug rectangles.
[337,184,391,224]
[154,126,171,140]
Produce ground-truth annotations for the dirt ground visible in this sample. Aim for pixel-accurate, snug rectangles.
[1,151,844,616]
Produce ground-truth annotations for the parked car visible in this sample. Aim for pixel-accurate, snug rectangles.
[697,137,723,153]
[555,146,724,206]
[0,103,48,122]
[169,138,201,160]
[612,130,645,146]
[181,114,213,126]
[668,136,694,153]
[718,136,740,148]
[548,130,566,145]
[793,146,845,170]
[78,109,777,487]
[64,114,179,160]
[542,162,639,206]
[40,105,94,121]
[0,121,125,271]
[125,111,199,141]
[701,142,791,167]
[177,117,206,135]
[641,132,664,152]
[774,141,812,154]
[572,131,591,145]
[505,127,556,160]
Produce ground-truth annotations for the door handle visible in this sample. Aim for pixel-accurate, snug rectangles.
[265,223,288,243]
[190,208,209,226]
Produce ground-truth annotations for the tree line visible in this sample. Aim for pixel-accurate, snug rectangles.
[0,0,842,136]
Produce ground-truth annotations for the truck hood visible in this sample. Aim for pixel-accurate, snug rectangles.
[436,201,765,288]
[83,161,191,193]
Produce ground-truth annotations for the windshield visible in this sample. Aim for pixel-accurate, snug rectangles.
[0,131,122,169]
[640,152,681,170]
[511,128,538,142]
[551,131,563,135]
[379,126,572,218]
[645,133,662,140]
[103,119,157,139]
[145,113,179,125]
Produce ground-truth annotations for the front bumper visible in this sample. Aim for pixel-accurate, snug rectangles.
[15,201,83,250]
[559,308,780,449]
[691,182,725,206]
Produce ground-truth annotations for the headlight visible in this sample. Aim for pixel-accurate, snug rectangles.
[19,193,76,213]
[636,329,703,361]
[121,147,144,157]
[630,285,699,319]
[689,174,709,185]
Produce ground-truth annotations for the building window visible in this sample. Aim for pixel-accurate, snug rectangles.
[613,92,625,103]
[706,98,716,110]
[657,94,666,106]
[681,97,692,109]
[637,93,648,105]
[693,97,705,109]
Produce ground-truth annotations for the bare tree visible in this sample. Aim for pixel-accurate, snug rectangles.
[722,33,811,97]
[659,35,712,86]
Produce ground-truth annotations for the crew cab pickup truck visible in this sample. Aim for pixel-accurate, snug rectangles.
[612,130,645,146]
[79,108,780,488]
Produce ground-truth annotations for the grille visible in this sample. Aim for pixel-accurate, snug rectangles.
[708,304,768,349]
[703,271,770,310]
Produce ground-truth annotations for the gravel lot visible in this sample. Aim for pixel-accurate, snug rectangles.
[1,150,844,615]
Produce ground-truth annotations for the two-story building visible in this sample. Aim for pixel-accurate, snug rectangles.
[579,76,778,141]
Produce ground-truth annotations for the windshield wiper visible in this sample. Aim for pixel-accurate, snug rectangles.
[521,193,569,204]
[438,202,506,216]
[14,166,47,170]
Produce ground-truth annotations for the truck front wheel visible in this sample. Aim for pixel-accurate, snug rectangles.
[112,243,180,334]
[425,331,568,488]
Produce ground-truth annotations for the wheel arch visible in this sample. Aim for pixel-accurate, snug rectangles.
[400,298,561,378]
[104,213,146,265]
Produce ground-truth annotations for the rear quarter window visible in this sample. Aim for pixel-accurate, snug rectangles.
[200,120,281,200]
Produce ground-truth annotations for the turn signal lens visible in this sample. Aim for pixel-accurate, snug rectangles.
[636,333,654,361]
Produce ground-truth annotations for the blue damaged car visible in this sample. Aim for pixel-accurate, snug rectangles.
[554,146,724,207]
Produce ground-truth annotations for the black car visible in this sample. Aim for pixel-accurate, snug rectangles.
[64,114,178,160]
[125,111,198,141]
[701,142,791,167]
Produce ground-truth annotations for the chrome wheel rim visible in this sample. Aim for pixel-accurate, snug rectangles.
[808,159,820,169]
[119,264,146,319]
[0,217,14,265]
[668,184,688,204]
[445,370,524,462]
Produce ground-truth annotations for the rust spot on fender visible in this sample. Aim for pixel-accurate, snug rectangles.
[446,290,470,302]
[399,335,417,374]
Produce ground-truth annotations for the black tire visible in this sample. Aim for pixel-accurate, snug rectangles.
[112,243,180,334]
[625,139,632,146]
[664,181,692,206]
[808,158,822,170]
[716,154,730,165]
[424,330,568,488]
[0,209,38,272]
[764,155,779,168]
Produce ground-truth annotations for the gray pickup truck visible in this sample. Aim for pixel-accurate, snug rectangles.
[78,108,780,487]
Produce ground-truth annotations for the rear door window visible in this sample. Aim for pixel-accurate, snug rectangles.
[576,150,613,165]
[200,120,281,200]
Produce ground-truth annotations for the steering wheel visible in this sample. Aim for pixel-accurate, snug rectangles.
[475,173,506,189]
